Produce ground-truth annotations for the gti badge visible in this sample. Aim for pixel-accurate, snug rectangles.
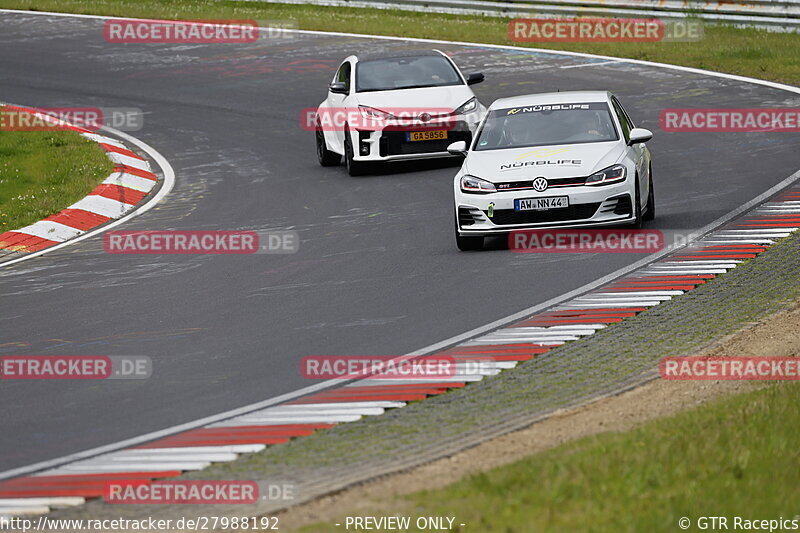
[532,177,548,192]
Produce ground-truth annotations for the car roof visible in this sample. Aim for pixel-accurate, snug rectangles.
[353,49,448,63]
[489,91,613,110]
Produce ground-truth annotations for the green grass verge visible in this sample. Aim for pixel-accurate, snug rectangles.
[0,108,114,231]
[302,383,800,533]
[1,1,799,85]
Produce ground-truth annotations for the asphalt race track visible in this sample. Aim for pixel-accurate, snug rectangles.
[1,11,799,473]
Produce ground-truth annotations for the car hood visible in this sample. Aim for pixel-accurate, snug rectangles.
[355,85,476,113]
[464,142,625,181]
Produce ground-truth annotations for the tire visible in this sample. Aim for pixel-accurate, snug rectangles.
[629,174,643,229]
[316,124,340,167]
[455,220,483,251]
[643,169,655,222]
[344,129,366,176]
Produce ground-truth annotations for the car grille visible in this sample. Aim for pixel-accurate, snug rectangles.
[379,122,471,156]
[485,203,601,226]
[496,176,586,191]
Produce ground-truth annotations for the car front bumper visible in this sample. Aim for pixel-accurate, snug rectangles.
[454,181,636,236]
[350,109,483,163]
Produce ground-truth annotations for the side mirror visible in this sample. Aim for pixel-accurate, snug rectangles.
[466,72,484,85]
[628,127,653,146]
[447,141,467,156]
[329,82,348,95]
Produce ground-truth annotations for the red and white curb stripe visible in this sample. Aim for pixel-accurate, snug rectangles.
[0,106,158,255]
[4,187,799,517]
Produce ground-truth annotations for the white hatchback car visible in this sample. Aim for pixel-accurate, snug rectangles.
[450,91,654,251]
[315,50,487,175]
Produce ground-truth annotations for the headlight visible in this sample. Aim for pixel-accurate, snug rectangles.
[585,164,626,186]
[454,97,478,115]
[460,174,496,194]
[358,105,395,120]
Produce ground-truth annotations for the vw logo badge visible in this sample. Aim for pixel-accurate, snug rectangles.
[419,112,431,122]
[532,177,548,192]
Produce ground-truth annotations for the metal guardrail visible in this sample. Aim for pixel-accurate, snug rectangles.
[253,0,800,31]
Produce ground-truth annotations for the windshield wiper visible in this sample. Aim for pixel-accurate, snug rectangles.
[395,83,441,90]
[358,83,444,92]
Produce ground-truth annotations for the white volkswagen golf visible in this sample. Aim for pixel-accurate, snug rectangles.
[314,50,487,176]
[450,91,654,251]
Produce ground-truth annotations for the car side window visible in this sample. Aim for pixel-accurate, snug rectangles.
[611,97,634,142]
[617,98,636,128]
[335,62,351,93]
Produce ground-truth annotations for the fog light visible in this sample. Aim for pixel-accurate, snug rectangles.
[358,130,372,156]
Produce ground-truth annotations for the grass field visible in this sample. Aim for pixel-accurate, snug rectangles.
[302,383,800,532]
[0,1,798,85]
[0,108,113,231]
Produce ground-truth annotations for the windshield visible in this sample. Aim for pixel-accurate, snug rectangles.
[474,102,619,151]
[356,56,463,92]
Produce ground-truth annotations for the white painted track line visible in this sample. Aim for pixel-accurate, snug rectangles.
[506,327,602,335]
[107,152,149,170]
[351,376,485,385]
[639,270,729,275]
[97,453,239,462]
[281,401,406,410]
[128,445,265,454]
[0,506,50,516]
[660,260,742,265]
[482,331,585,338]
[573,296,674,303]
[102,172,157,192]
[700,240,775,245]
[650,263,738,268]
[552,301,658,308]
[43,463,211,473]
[257,407,386,416]
[12,221,83,242]
[228,415,363,424]
[482,326,588,333]
[523,324,607,329]
[0,498,84,508]
[718,229,793,234]
[68,195,134,216]
[465,334,569,343]
[81,132,126,148]
[586,291,684,296]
